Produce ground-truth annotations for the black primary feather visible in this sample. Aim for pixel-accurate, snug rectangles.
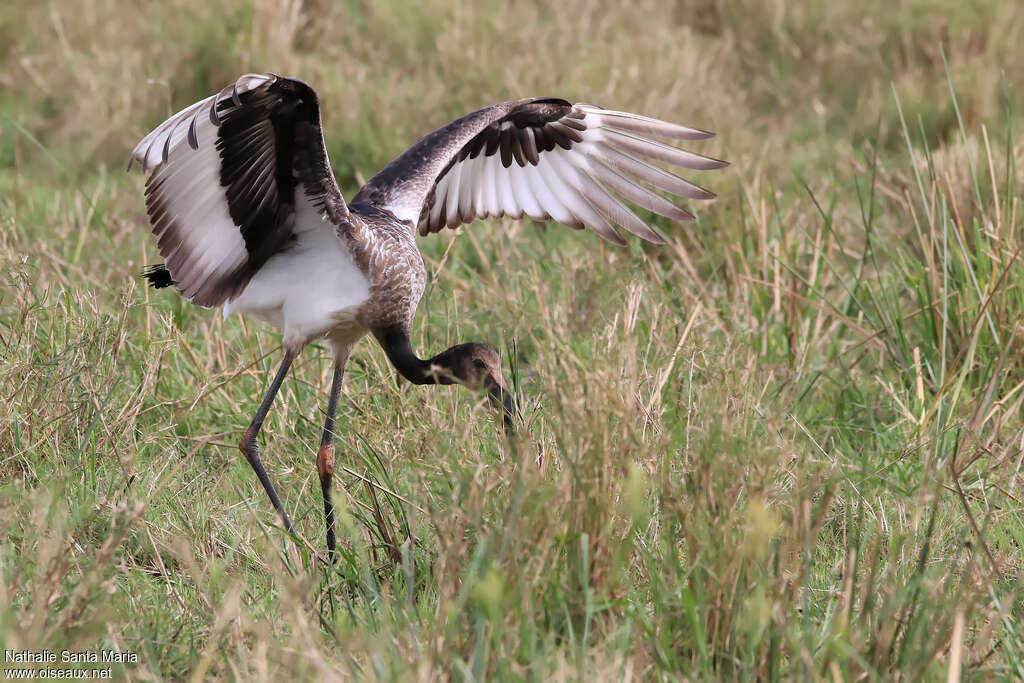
[142,264,173,289]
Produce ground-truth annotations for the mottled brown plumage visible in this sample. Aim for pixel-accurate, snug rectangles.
[343,203,427,335]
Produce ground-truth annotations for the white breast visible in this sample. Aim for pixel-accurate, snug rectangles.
[223,203,371,349]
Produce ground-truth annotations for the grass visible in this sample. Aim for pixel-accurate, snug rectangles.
[2,0,1023,679]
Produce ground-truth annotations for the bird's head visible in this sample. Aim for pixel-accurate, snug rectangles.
[428,342,517,432]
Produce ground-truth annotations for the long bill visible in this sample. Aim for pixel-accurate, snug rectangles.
[485,375,518,435]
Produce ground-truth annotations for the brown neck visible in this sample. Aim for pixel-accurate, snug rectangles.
[375,328,456,385]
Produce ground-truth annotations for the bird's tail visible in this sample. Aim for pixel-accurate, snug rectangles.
[142,264,173,289]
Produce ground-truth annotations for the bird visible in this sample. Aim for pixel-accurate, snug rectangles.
[129,73,727,558]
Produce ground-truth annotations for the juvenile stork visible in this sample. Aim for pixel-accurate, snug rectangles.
[130,73,726,557]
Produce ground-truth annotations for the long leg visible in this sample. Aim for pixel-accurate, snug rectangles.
[239,349,297,534]
[317,354,347,560]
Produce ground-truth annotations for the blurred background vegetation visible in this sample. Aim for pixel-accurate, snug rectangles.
[2,0,1023,680]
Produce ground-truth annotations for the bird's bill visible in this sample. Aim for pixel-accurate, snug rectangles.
[484,375,517,434]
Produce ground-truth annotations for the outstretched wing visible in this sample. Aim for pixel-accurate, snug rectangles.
[129,73,349,307]
[353,98,726,245]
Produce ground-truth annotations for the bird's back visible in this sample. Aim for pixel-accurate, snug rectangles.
[343,203,428,337]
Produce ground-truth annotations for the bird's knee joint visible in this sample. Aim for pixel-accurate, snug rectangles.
[317,444,335,480]
[239,427,258,459]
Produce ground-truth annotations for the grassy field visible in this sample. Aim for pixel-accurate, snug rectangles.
[2,0,1023,679]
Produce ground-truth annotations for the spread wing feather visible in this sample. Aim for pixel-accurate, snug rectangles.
[354,98,726,244]
[129,73,348,306]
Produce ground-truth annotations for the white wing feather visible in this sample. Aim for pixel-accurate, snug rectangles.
[425,103,725,243]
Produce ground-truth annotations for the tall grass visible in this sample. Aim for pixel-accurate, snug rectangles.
[2,0,1022,679]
